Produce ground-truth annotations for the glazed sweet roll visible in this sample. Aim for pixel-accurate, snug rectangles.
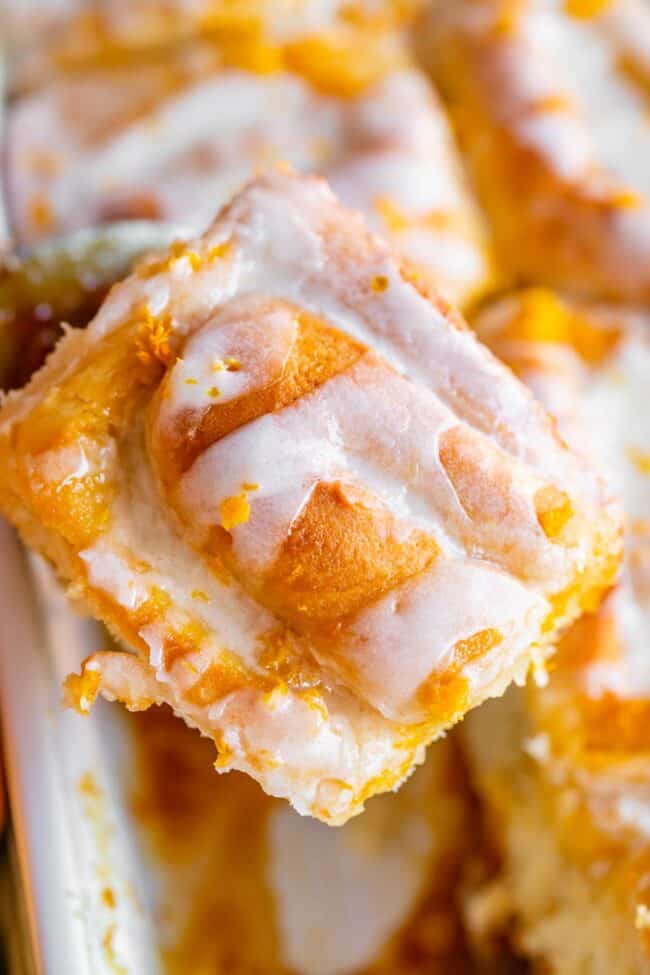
[0,172,620,823]
[465,290,650,973]
[424,0,650,302]
[8,49,492,307]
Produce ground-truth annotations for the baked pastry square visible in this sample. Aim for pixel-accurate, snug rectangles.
[424,0,650,302]
[466,290,650,972]
[0,171,620,823]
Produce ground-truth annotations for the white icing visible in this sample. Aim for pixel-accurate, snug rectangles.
[178,349,567,582]
[81,543,151,612]
[99,424,278,666]
[164,297,298,415]
[340,559,547,721]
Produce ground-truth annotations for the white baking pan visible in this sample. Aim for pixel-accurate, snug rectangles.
[0,523,164,973]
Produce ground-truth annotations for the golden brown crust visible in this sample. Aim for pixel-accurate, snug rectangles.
[244,480,440,630]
